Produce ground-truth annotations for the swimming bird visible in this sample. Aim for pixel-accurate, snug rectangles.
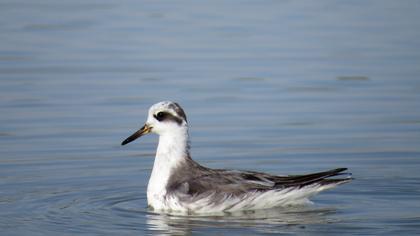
[121,101,352,213]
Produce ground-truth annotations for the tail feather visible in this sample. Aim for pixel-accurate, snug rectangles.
[274,168,352,189]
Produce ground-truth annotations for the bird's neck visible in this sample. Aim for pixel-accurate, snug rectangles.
[147,128,190,199]
[156,129,190,163]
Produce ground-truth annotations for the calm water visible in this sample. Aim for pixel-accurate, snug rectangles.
[1,1,420,235]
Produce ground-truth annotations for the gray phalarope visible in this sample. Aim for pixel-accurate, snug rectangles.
[121,101,352,213]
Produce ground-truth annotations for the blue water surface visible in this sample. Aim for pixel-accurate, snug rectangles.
[1,1,420,235]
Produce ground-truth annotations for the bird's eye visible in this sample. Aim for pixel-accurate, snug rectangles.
[154,112,165,121]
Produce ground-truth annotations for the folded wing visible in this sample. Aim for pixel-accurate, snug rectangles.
[170,168,352,196]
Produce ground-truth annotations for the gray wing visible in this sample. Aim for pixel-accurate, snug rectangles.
[168,168,351,196]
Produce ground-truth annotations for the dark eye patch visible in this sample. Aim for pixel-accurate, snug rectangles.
[154,111,183,125]
[154,112,166,121]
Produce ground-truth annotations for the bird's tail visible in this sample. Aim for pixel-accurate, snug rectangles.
[274,168,353,189]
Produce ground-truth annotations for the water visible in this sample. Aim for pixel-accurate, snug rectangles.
[1,0,420,235]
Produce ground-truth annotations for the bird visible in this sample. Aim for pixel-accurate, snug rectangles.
[121,101,352,214]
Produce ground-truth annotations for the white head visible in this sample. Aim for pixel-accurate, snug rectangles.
[121,101,188,145]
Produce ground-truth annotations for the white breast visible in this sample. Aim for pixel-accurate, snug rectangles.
[146,129,189,210]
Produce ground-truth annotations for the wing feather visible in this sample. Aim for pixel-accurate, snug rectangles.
[170,168,351,197]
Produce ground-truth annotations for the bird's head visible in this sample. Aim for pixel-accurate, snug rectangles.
[121,101,188,145]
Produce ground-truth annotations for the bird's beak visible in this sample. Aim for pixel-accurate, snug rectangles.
[121,124,152,146]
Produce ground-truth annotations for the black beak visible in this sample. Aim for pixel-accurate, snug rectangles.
[121,124,152,145]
